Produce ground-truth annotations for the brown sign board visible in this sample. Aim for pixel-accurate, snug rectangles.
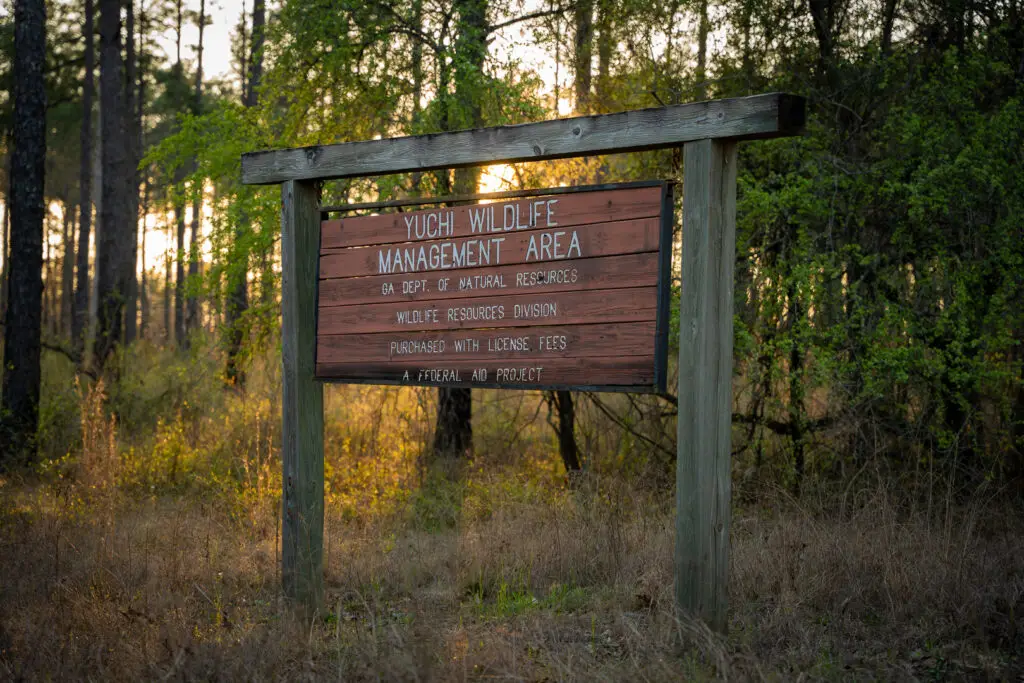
[315,181,673,392]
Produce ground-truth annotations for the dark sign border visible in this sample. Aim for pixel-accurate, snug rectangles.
[314,179,675,393]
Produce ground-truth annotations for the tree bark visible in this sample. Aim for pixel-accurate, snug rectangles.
[432,0,487,460]
[807,0,838,84]
[185,0,205,341]
[595,0,612,110]
[173,187,185,346]
[124,0,139,345]
[61,194,74,338]
[573,0,594,111]
[696,0,709,99]
[225,0,264,387]
[93,0,132,369]
[881,0,899,55]
[43,216,52,336]
[170,4,183,346]
[787,280,806,497]
[139,176,149,338]
[137,3,148,340]
[73,0,94,356]
[1,0,47,466]
[245,0,263,110]
[555,390,580,473]
[1,173,9,325]
[163,218,171,342]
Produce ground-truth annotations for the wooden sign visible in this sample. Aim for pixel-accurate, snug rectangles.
[316,181,674,392]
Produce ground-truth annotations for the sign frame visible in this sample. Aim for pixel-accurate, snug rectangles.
[312,179,676,394]
[241,93,807,631]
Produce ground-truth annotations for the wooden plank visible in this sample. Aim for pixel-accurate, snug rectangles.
[320,185,662,250]
[319,179,664,213]
[317,322,657,363]
[319,253,659,307]
[675,138,737,633]
[315,355,656,390]
[320,217,660,280]
[241,93,805,184]
[280,180,324,614]
[318,287,657,335]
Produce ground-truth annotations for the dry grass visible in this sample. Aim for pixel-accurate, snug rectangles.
[1,347,1022,681]
[1,469,1021,681]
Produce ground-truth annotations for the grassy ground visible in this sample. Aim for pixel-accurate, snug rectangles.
[1,346,1022,681]
[2,471,1022,680]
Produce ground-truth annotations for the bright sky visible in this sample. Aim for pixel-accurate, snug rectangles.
[153,0,239,83]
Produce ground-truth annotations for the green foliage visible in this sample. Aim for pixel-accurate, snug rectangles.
[725,32,1024,486]
[27,0,1018,494]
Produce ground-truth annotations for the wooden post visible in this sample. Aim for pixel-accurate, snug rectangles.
[280,179,324,612]
[675,138,738,632]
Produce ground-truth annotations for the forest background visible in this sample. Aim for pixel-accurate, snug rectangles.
[0,0,1023,679]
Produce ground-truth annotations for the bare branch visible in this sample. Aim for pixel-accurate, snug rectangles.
[583,392,675,459]
[41,341,97,380]
[487,5,576,35]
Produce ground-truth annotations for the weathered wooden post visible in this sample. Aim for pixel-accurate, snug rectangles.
[279,180,324,610]
[240,93,804,622]
[675,139,738,632]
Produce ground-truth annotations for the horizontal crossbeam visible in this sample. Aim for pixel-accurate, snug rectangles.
[241,93,805,185]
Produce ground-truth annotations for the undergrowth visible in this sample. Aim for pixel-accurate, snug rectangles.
[0,344,1021,681]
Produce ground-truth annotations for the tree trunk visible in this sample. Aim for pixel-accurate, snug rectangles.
[61,195,74,338]
[174,190,185,346]
[137,4,148,340]
[595,0,612,110]
[93,0,132,370]
[124,0,139,345]
[787,280,806,497]
[409,0,425,190]
[1,174,9,325]
[42,216,51,335]
[73,0,94,356]
[807,0,837,85]
[881,0,899,55]
[139,176,149,338]
[245,0,263,110]
[432,0,488,460]
[225,0,263,387]
[573,0,593,112]
[696,0,709,99]
[1,0,46,466]
[185,0,205,340]
[740,0,753,90]
[163,218,171,342]
[555,390,580,473]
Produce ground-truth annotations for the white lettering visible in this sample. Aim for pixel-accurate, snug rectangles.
[514,302,558,319]
[376,237,507,274]
[469,207,486,233]
[453,338,481,353]
[546,199,558,226]
[538,335,568,351]
[417,368,462,383]
[447,304,505,322]
[487,336,531,352]
[389,339,446,356]
[395,307,439,324]
[495,367,544,383]
[567,230,581,258]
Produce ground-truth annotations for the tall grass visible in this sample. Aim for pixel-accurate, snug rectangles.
[1,342,1021,680]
